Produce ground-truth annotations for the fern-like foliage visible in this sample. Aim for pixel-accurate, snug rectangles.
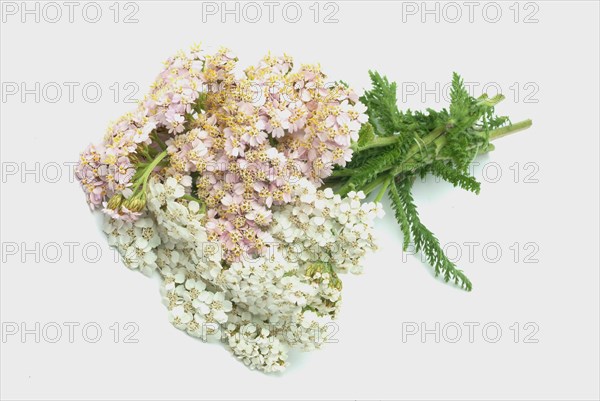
[339,142,406,195]
[394,178,473,291]
[359,71,402,136]
[328,70,529,291]
[357,122,375,148]
[428,161,481,194]
[388,180,411,251]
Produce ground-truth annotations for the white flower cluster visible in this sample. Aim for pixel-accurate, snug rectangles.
[270,180,384,274]
[103,216,161,276]
[102,175,382,372]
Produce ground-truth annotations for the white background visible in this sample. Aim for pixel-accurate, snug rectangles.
[1,1,599,399]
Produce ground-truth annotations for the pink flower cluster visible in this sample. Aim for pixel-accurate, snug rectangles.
[76,45,368,259]
[165,50,367,260]
[143,45,212,133]
[76,45,209,220]
[75,109,154,216]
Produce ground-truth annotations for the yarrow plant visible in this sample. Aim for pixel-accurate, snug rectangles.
[76,44,531,372]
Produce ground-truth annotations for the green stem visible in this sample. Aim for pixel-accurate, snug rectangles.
[360,126,446,194]
[374,176,392,202]
[351,135,399,152]
[145,150,168,177]
[489,119,532,141]
[361,174,388,197]
[140,147,152,160]
[382,120,532,177]
[134,150,168,193]
[334,119,533,196]
[152,131,168,150]
[388,125,447,176]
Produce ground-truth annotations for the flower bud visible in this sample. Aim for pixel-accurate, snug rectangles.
[122,193,146,212]
[106,194,123,210]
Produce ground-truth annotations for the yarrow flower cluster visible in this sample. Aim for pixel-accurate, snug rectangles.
[76,41,531,370]
[77,45,381,372]
[77,41,533,372]
[101,175,379,372]
[78,45,367,260]
[164,49,367,261]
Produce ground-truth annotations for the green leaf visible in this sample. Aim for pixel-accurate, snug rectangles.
[395,178,473,291]
[359,71,402,136]
[357,122,375,148]
[388,180,411,250]
[336,70,530,291]
[429,161,481,194]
